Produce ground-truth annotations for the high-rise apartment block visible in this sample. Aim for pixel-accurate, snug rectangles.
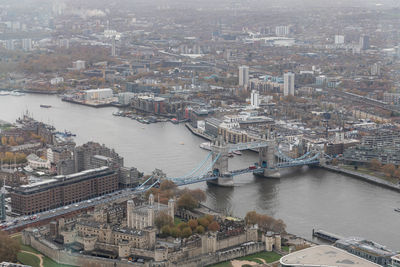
[238,65,249,87]
[284,72,295,96]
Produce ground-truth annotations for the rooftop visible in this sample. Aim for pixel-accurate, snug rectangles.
[280,245,380,267]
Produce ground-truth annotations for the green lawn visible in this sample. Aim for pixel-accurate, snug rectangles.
[174,217,183,225]
[17,251,41,267]
[13,234,76,267]
[282,245,290,252]
[43,256,75,267]
[209,261,232,267]
[237,251,282,264]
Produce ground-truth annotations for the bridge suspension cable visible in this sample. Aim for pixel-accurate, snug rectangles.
[169,152,213,180]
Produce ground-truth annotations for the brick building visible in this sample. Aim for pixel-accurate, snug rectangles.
[10,167,118,215]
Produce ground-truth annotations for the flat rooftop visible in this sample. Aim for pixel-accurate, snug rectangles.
[280,245,380,267]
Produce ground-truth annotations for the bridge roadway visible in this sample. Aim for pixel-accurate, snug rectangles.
[4,180,160,233]
[4,150,320,232]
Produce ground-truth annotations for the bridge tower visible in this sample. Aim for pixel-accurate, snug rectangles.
[209,136,234,187]
[257,140,280,178]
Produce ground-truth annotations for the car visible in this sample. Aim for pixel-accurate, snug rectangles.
[64,206,70,210]
[74,204,79,207]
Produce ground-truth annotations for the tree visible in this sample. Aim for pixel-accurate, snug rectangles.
[382,164,396,177]
[177,193,198,210]
[181,227,192,238]
[198,217,210,228]
[188,219,198,230]
[1,136,7,146]
[195,225,205,234]
[191,189,206,203]
[154,212,173,230]
[369,159,382,171]
[205,214,214,223]
[170,227,181,238]
[160,180,177,191]
[177,222,189,231]
[0,231,20,262]
[160,225,171,238]
[245,211,259,225]
[208,221,220,232]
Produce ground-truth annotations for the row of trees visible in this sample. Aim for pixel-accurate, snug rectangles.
[1,136,24,146]
[369,159,400,179]
[146,180,206,210]
[245,211,287,234]
[0,152,27,164]
[155,212,220,238]
[0,232,20,262]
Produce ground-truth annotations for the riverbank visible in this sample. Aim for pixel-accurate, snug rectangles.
[185,122,212,141]
[320,164,400,192]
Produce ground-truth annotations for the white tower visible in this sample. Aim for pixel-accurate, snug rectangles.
[251,90,259,108]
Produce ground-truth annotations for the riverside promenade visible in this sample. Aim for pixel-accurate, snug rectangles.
[320,164,400,192]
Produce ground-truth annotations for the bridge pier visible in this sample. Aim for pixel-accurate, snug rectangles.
[208,137,234,187]
[257,144,280,178]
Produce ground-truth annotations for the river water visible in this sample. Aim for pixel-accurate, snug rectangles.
[0,94,399,250]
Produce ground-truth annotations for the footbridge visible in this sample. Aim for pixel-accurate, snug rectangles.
[167,137,323,187]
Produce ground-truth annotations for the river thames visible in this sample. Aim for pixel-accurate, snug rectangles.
[0,94,399,250]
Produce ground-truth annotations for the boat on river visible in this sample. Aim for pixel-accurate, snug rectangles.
[40,104,52,108]
[199,142,212,151]
[395,208,400,213]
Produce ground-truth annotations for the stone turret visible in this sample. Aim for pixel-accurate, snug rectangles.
[265,232,274,252]
[127,199,135,228]
[168,198,175,218]
[149,193,154,206]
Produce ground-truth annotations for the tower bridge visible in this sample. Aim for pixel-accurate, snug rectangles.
[166,136,323,187]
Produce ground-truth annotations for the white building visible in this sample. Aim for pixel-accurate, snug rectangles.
[371,63,381,76]
[5,39,15,50]
[118,92,136,105]
[50,77,64,85]
[283,72,295,96]
[127,194,175,230]
[26,154,50,169]
[238,65,249,87]
[22,38,32,51]
[275,26,290,37]
[84,88,113,101]
[250,90,259,108]
[334,35,345,44]
[72,60,86,70]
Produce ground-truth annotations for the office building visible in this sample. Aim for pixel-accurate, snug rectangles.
[334,35,345,44]
[5,39,14,50]
[22,38,32,52]
[360,35,370,50]
[383,92,400,105]
[84,88,113,101]
[275,25,290,36]
[111,36,116,57]
[250,90,259,108]
[371,63,381,76]
[72,60,86,70]
[10,167,118,215]
[283,72,295,96]
[74,142,124,173]
[0,185,5,221]
[238,65,249,87]
[335,237,396,266]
